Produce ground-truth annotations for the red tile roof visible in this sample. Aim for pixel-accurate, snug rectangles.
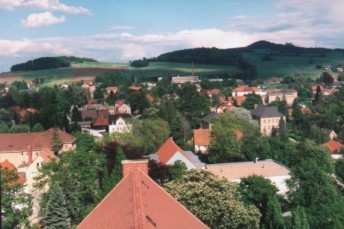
[207,89,220,96]
[323,140,343,154]
[146,94,154,103]
[0,128,76,152]
[78,165,207,229]
[232,85,261,93]
[156,137,192,165]
[92,116,108,127]
[39,148,59,163]
[234,96,246,106]
[194,129,211,146]
[115,99,125,105]
[129,86,142,91]
[0,159,26,185]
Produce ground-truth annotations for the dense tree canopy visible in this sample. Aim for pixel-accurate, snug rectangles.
[164,170,261,228]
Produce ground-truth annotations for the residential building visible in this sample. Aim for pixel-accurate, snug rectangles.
[232,85,266,97]
[151,138,204,170]
[205,159,291,195]
[106,86,118,94]
[18,148,59,190]
[92,114,132,134]
[0,129,76,168]
[77,160,207,229]
[172,76,199,84]
[114,100,131,114]
[0,160,26,186]
[266,89,298,106]
[109,115,132,134]
[194,129,211,154]
[201,112,219,129]
[264,77,283,85]
[323,139,343,159]
[251,106,283,136]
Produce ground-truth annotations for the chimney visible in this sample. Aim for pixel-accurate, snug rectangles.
[122,159,148,177]
[28,144,33,164]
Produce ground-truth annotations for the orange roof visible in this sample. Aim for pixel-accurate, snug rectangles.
[301,107,311,114]
[77,166,207,229]
[39,148,60,163]
[146,94,154,103]
[115,99,125,105]
[232,85,261,93]
[106,86,118,92]
[129,86,142,91]
[194,129,211,146]
[0,159,26,185]
[323,140,343,153]
[206,160,290,180]
[234,96,246,106]
[92,116,108,126]
[87,99,96,105]
[207,89,220,96]
[156,138,192,165]
[0,129,76,152]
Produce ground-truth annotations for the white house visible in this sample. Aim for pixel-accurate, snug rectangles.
[108,115,132,134]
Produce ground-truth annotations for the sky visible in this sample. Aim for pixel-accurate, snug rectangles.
[0,0,344,72]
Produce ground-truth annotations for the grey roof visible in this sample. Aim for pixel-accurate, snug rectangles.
[184,151,205,168]
[251,106,282,118]
[201,112,219,124]
[108,114,131,124]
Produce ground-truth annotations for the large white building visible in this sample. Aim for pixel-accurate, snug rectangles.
[206,159,291,195]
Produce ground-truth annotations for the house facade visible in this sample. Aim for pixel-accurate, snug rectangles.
[232,85,266,97]
[172,76,199,84]
[0,129,75,168]
[251,106,283,136]
[266,89,298,106]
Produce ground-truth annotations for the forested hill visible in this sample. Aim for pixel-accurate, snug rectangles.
[10,56,97,72]
[149,47,257,79]
[150,47,243,65]
[244,40,343,53]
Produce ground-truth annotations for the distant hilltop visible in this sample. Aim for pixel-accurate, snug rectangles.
[10,56,98,72]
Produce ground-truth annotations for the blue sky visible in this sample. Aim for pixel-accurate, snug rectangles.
[0,0,343,72]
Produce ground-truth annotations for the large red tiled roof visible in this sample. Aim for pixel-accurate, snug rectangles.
[156,137,192,165]
[323,139,343,153]
[78,167,207,229]
[0,159,26,185]
[0,129,76,152]
[194,129,211,146]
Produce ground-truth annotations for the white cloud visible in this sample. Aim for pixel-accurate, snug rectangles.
[107,26,135,31]
[0,0,90,14]
[22,12,65,28]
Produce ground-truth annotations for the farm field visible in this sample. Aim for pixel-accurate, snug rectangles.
[244,50,344,79]
[128,62,242,78]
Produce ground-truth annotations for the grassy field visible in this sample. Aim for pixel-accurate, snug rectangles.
[1,51,344,86]
[128,62,242,78]
[244,50,344,79]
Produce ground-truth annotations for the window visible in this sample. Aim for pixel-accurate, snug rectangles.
[36,163,39,167]
[36,153,39,156]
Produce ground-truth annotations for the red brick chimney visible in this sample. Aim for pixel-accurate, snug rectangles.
[122,159,148,177]
[28,144,33,164]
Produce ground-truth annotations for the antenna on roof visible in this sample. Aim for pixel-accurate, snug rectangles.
[255,157,259,163]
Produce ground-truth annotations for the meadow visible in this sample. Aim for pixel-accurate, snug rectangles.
[243,50,344,79]
[1,50,344,86]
